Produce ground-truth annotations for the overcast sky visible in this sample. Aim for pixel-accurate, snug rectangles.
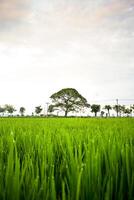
[0,0,134,113]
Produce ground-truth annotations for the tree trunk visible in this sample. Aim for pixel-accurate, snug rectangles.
[65,110,68,117]
[117,111,118,117]
[108,110,110,117]
[95,112,97,117]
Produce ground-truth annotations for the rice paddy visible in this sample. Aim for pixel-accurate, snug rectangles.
[0,118,134,200]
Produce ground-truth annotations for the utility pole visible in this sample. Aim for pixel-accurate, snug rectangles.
[46,102,49,117]
[116,99,119,117]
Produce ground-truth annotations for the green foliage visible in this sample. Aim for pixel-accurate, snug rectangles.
[104,105,112,117]
[19,107,26,116]
[124,108,132,116]
[35,106,43,115]
[100,111,105,117]
[49,88,90,116]
[0,106,5,115]
[113,105,132,117]
[131,105,134,111]
[113,105,123,117]
[91,104,101,117]
[0,118,134,200]
[4,104,16,115]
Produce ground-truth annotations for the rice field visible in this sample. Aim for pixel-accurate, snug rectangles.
[0,118,134,200]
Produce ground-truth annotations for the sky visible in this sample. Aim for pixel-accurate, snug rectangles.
[0,0,134,114]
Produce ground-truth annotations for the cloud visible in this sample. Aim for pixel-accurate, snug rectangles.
[67,0,133,25]
[92,1,126,22]
[0,0,31,23]
[0,0,133,26]
[31,0,134,33]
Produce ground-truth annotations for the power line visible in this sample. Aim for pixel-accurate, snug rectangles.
[89,99,134,103]
[119,99,134,101]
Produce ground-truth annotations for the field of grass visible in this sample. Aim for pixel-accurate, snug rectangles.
[0,118,134,200]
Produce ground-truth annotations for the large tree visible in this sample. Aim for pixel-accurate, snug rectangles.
[48,88,90,117]
[91,104,101,117]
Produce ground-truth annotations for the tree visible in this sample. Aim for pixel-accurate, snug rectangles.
[104,105,112,117]
[91,104,101,117]
[4,104,16,116]
[130,108,133,117]
[48,88,90,117]
[113,105,122,117]
[0,106,5,116]
[131,105,134,110]
[19,107,26,116]
[124,108,132,117]
[120,105,126,117]
[113,105,127,117]
[35,106,43,116]
[131,105,134,115]
[101,111,105,117]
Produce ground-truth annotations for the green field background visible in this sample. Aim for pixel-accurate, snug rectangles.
[0,118,134,200]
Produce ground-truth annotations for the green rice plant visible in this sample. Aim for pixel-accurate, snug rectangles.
[0,118,134,200]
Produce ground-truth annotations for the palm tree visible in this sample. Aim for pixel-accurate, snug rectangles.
[104,105,112,117]
[19,107,26,116]
[113,105,122,117]
[35,106,43,116]
[91,104,101,117]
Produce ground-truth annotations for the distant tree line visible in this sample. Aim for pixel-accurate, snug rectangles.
[0,88,134,117]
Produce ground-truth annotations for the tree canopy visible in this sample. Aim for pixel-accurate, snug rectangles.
[19,107,26,116]
[48,88,90,116]
[91,104,101,117]
[35,106,43,115]
[4,104,16,115]
[104,105,112,117]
